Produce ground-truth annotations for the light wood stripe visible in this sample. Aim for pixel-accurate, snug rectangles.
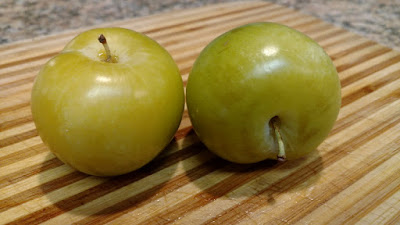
[334,44,391,71]
[358,189,400,224]
[338,50,400,82]
[313,153,400,224]
[0,122,36,143]
[1,2,400,224]
[330,39,376,60]
[341,67,400,107]
[0,164,74,201]
[0,106,32,132]
[0,136,41,158]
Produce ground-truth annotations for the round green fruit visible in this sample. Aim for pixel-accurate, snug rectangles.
[186,22,341,163]
[31,28,184,176]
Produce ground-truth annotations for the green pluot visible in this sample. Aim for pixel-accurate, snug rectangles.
[186,22,341,163]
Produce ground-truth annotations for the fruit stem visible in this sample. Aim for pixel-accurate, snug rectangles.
[271,117,286,161]
[98,34,112,63]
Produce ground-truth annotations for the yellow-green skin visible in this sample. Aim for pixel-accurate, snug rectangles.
[186,23,341,163]
[31,28,184,176]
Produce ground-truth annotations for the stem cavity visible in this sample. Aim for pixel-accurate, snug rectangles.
[271,117,286,162]
[98,34,112,63]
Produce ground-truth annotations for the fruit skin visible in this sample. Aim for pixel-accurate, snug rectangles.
[186,22,341,163]
[31,27,184,176]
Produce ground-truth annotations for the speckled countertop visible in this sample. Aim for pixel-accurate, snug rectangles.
[1,0,399,51]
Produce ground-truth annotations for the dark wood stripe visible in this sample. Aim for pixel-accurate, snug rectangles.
[8,142,205,225]
[203,112,400,224]
[291,18,321,31]
[0,143,45,168]
[144,3,274,36]
[341,69,400,107]
[0,171,86,213]
[0,115,32,132]
[299,22,333,35]
[332,90,400,136]
[0,64,41,80]
[0,157,63,189]
[0,102,30,114]
[323,33,362,49]
[314,28,347,42]
[386,208,400,225]
[77,155,223,225]
[339,169,400,224]
[0,129,38,148]
[0,76,35,92]
[153,4,284,43]
[341,54,400,87]
[330,40,376,60]
[141,160,280,225]
[336,47,392,73]
[0,52,57,71]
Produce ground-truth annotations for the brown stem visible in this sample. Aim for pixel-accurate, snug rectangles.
[98,34,112,62]
[271,117,286,162]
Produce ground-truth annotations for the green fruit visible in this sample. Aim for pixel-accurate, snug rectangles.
[31,28,184,176]
[186,22,341,163]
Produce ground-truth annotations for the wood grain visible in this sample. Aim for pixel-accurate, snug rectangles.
[1,1,400,224]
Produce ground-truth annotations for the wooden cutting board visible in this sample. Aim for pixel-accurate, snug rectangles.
[1,1,400,224]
